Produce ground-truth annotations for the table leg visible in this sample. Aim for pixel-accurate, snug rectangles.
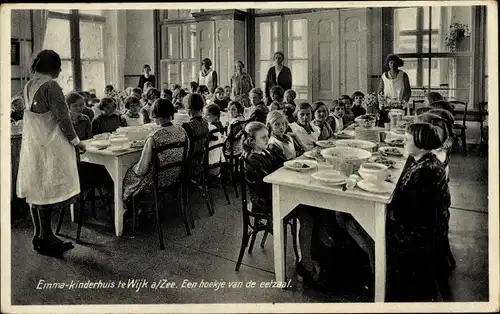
[374,203,387,302]
[103,159,125,236]
[272,184,286,283]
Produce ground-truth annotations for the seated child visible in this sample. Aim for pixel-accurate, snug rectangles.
[288,102,320,151]
[190,81,199,93]
[89,93,101,118]
[182,93,210,177]
[266,110,304,160]
[122,96,145,126]
[203,104,227,174]
[311,101,335,140]
[197,85,210,101]
[351,91,367,118]
[326,100,348,134]
[11,96,25,122]
[132,87,142,100]
[66,92,92,140]
[248,87,269,123]
[172,88,187,111]
[161,89,173,101]
[243,121,322,282]
[339,95,355,123]
[92,97,127,135]
[212,87,229,111]
[76,91,95,121]
[268,85,285,112]
[104,84,115,98]
[225,100,246,156]
[143,81,153,94]
[284,89,297,124]
[424,91,444,107]
[223,85,232,102]
[141,88,160,124]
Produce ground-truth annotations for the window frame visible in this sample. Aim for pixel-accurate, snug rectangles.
[47,10,105,91]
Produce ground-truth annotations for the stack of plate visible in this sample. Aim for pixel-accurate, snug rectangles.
[354,127,381,143]
[311,170,347,186]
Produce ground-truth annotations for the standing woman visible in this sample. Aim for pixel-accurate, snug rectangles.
[138,64,156,89]
[197,58,218,94]
[230,60,253,108]
[264,52,292,104]
[17,50,86,256]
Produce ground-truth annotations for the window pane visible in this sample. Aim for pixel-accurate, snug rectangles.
[423,6,441,30]
[181,61,194,88]
[394,35,417,53]
[272,21,278,38]
[260,22,271,59]
[287,19,308,59]
[288,60,308,89]
[395,8,417,31]
[82,61,105,97]
[182,24,196,59]
[78,9,104,16]
[168,26,180,59]
[288,19,307,37]
[423,57,471,101]
[56,60,74,94]
[43,18,71,59]
[79,21,104,59]
[259,60,273,85]
[289,39,307,59]
[423,33,439,53]
[400,58,419,87]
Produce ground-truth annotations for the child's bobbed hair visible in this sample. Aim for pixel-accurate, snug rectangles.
[205,103,221,118]
[30,49,61,75]
[293,102,313,117]
[284,89,297,100]
[186,93,205,112]
[311,101,328,115]
[270,85,285,99]
[249,87,264,99]
[124,96,141,110]
[228,100,244,114]
[65,92,84,106]
[242,121,268,154]
[406,122,445,151]
[351,91,365,99]
[266,110,286,130]
[146,88,160,101]
[98,97,117,111]
[151,98,175,119]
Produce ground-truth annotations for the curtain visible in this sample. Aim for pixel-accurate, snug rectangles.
[31,9,48,57]
[104,10,127,91]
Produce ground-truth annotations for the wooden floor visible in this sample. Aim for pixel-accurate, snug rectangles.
[9,148,489,305]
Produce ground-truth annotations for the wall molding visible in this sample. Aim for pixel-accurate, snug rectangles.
[124,74,142,78]
[191,9,247,22]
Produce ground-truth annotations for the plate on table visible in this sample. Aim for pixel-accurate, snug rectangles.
[379,146,404,157]
[315,140,336,148]
[357,180,395,194]
[90,140,111,149]
[311,170,347,186]
[368,156,395,168]
[304,148,324,159]
[130,140,146,148]
[336,131,355,139]
[384,138,404,147]
[108,145,129,154]
[283,160,318,172]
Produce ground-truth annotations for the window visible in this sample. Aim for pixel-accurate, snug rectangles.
[393,6,473,102]
[44,10,105,95]
[256,16,310,101]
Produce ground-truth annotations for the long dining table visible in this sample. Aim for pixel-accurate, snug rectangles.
[73,113,230,236]
[263,141,406,303]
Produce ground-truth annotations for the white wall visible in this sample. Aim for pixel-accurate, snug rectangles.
[124,10,155,88]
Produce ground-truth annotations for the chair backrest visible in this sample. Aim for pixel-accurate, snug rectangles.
[204,128,226,170]
[412,100,425,114]
[449,101,468,126]
[152,139,189,188]
[187,131,210,175]
[226,119,248,163]
[416,107,433,115]
[478,101,488,123]
[239,157,250,225]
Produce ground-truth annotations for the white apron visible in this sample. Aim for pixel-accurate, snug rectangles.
[381,71,406,101]
[16,76,80,205]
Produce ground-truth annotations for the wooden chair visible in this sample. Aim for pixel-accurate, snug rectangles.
[449,101,468,155]
[478,102,488,157]
[56,162,112,244]
[411,99,425,116]
[203,128,231,214]
[224,119,248,198]
[235,157,300,272]
[130,139,191,250]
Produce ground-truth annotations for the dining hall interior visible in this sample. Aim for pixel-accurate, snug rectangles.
[6,3,493,307]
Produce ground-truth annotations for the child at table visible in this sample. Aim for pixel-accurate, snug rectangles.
[326,101,348,134]
[242,121,322,283]
[268,85,285,112]
[190,81,199,93]
[266,110,304,160]
[248,87,269,123]
[339,95,355,122]
[351,91,367,118]
[172,88,187,111]
[92,97,127,135]
[161,89,173,101]
[122,98,188,204]
[288,102,319,151]
[284,89,297,124]
[204,104,226,174]
[141,88,160,124]
[212,87,230,111]
[224,100,246,157]
[311,101,334,140]
[122,96,145,126]
[182,93,209,177]
[66,92,93,140]
[223,85,232,101]
[76,91,95,121]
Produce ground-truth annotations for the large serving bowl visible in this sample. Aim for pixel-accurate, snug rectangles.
[116,126,153,141]
[354,114,377,128]
[335,139,377,152]
[358,162,389,182]
[321,147,372,175]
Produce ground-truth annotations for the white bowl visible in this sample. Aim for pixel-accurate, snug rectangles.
[311,170,347,185]
[358,163,389,182]
[283,160,318,172]
[320,147,372,176]
[90,140,111,149]
[109,137,130,145]
[315,140,336,148]
[93,132,110,140]
[335,139,377,152]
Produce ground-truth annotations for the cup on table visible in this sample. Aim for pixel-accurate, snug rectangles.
[379,131,387,143]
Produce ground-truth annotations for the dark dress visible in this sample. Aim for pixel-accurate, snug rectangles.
[248,103,269,124]
[386,152,451,302]
[182,116,209,176]
[350,105,366,118]
[138,75,156,89]
[244,149,287,215]
[91,114,127,135]
[264,66,292,101]
[213,98,229,111]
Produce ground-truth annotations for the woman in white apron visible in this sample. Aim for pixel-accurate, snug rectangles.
[197,58,218,94]
[377,54,412,125]
[17,50,86,256]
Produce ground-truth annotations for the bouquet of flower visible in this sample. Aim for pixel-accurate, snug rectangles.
[361,92,379,114]
[378,96,405,111]
[445,22,470,52]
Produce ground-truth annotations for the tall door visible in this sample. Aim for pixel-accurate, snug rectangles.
[310,11,340,102]
[215,20,233,88]
[197,21,216,78]
[339,9,368,96]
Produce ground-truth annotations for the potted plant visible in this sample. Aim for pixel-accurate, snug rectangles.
[445,22,470,52]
